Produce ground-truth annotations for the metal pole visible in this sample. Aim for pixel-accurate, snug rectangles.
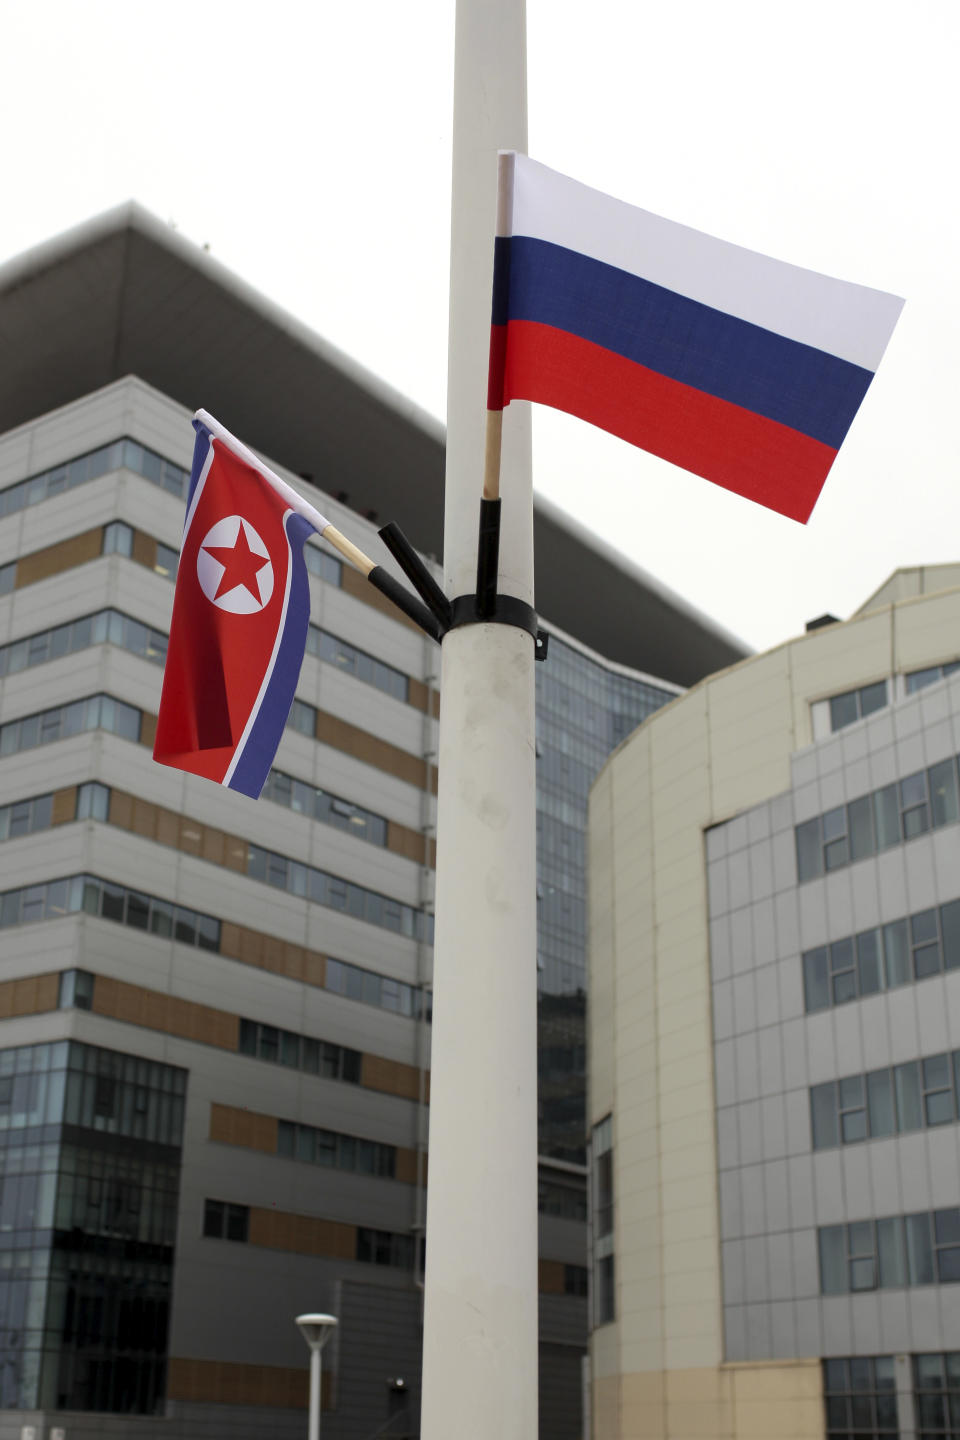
[309,1347,321,1440]
[420,2,537,1439]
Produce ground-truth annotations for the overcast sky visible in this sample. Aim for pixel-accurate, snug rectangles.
[2,0,957,652]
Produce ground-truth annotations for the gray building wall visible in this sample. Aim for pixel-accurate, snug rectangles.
[708,673,960,1363]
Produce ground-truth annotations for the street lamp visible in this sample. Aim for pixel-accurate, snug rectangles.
[296,1312,338,1440]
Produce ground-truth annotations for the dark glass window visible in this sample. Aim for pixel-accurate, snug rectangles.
[203,1198,248,1242]
[822,1356,896,1440]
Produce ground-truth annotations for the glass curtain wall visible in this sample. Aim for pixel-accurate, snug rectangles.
[535,636,675,1162]
[0,1041,186,1415]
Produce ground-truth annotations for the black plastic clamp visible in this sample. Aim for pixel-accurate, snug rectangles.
[447,592,549,660]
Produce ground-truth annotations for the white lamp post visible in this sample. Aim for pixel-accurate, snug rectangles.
[295,1312,338,1440]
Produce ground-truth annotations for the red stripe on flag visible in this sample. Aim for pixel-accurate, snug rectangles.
[488,324,508,410]
[499,319,838,523]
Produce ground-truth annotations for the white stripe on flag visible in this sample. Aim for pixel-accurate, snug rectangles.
[506,153,903,371]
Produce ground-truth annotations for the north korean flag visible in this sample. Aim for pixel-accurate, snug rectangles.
[153,412,328,798]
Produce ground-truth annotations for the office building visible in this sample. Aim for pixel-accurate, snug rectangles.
[588,565,960,1438]
[0,204,742,1439]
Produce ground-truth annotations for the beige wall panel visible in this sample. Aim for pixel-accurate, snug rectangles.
[591,1323,621,1382]
[660,1208,717,1253]
[592,1372,623,1439]
[790,609,893,699]
[895,589,960,669]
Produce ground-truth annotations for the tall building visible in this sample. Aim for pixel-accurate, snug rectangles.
[0,205,743,1440]
[588,566,960,1439]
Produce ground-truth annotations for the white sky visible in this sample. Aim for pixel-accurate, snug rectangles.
[2,0,957,653]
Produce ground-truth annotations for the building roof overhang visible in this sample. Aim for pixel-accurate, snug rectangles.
[0,202,748,685]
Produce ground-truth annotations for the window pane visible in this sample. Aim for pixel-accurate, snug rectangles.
[912,909,938,945]
[848,1221,873,1256]
[859,680,887,717]
[924,1054,951,1091]
[907,667,941,694]
[895,1062,922,1131]
[903,803,930,840]
[914,942,941,980]
[941,900,960,971]
[850,1255,876,1289]
[940,1247,960,1281]
[929,758,960,828]
[874,784,900,850]
[877,1216,905,1287]
[795,820,822,883]
[905,1212,934,1285]
[203,1199,224,1237]
[811,1082,840,1152]
[226,1205,248,1242]
[856,929,883,994]
[867,1069,895,1138]
[934,1208,960,1245]
[819,1226,846,1294]
[841,1109,867,1144]
[830,691,859,730]
[803,949,829,1011]
[832,971,856,1005]
[883,920,910,988]
[848,794,875,861]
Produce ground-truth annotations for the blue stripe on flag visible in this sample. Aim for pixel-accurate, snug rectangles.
[227,510,314,799]
[492,236,874,449]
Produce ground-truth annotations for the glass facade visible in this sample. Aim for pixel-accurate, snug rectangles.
[0,1040,186,1414]
[535,635,675,1161]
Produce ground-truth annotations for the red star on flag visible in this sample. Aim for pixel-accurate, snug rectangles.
[203,523,270,602]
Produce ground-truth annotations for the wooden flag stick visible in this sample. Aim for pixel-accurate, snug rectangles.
[321,523,376,576]
[483,409,503,500]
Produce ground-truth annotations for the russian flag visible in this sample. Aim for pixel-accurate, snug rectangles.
[488,153,903,523]
[153,412,329,799]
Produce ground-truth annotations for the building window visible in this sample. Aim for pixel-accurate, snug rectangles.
[822,1357,898,1439]
[238,1018,362,1084]
[309,627,410,704]
[246,841,430,943]
[0,872,220,952]
[203,1199,249,1242]
[304,546,343,587]
[155,540,179,579]
[592,1115,614,1325]
[277,1119,396,1178]
[0,608,167,679]
[58,969,96,1010]
[832,680,889,731]
[76,782,110,821]
[819,1209,960,1294]
[564,1265,588,1297]
[803,900,960,1013]
[0,437,189,519]
[0,791,53,840]
[796,756,960,883]
[811,1048,960,1150]
[288,698,316,736]
[102,520,134,556]
[914,1352,960,1436]
[262,767,388,848]
[906,662,960,695]
[0,693,142,757]
[356,1227,414,1269]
